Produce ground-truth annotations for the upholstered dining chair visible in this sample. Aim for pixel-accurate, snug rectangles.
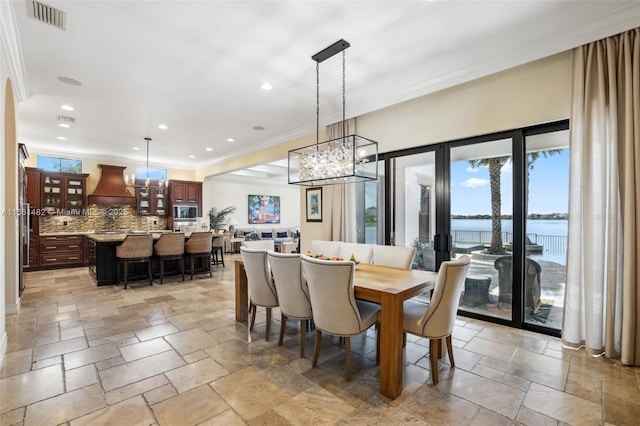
[153,233,185,284]
[339,243,374,264]
[184,232,212,280]
[241,239,275,251]
[372,245,416,269]
[116,234,153,289]
[403,255,470,384]
[240,247,279,341]
[309,240,343,258]
[300,255,381,381]
[267,251,313,357]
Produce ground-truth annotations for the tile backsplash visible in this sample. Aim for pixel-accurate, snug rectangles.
[39,205,167,234]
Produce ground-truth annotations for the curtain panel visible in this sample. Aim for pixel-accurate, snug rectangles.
[563,28,639,366]
[323,119,357,242]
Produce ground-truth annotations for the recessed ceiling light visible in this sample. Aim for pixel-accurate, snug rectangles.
[205,147,213,152]
[133,147,140,151]
[57,76,82,86]
[58,123,70,128]
[260,82,273,90]
[252,126,265,131]
[56,136,67,140]
[189,155,196,159]
[60,105,74,111]
[158,124,168,130]
[226,138,235,143]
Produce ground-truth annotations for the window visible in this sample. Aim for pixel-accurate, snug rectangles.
[37,156,82,173]
[135,167,167,180]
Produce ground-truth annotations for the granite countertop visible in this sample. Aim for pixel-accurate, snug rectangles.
[86,231,194,242]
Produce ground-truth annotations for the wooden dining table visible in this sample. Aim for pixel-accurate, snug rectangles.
[234,260,437,400]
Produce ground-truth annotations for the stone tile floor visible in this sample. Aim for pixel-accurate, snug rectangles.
[1,255,639,425]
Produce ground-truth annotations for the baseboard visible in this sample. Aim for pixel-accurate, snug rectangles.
[5,297,21,315]
[0,332,7,356]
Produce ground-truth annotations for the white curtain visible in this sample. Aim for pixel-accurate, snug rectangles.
[563,28,639,365]
[323,119,357,242]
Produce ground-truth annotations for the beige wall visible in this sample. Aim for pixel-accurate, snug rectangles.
[357,52,571,151]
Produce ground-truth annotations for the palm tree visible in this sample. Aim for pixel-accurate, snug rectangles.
[468,148,564,254]
[469,156,510,254]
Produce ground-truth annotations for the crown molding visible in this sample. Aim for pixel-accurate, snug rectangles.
[0,1,29,102]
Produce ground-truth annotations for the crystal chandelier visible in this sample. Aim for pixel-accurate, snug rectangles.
[124,137,166,193]
[288,39,378,186]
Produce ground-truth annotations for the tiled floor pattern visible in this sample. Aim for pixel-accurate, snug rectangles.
[2,257,639,425]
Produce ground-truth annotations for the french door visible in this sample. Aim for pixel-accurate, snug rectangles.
[383,120,568,335]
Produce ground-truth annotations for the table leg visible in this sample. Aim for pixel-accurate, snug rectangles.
[379,291,404,399]
[235,260,248,322]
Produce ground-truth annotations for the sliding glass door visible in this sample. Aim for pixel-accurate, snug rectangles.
[450,137,513,321]
[381,121,568,335]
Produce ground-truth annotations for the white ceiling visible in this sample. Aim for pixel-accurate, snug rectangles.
[8,0,640,178]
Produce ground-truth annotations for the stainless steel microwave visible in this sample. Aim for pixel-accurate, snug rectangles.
[173,205,198,219]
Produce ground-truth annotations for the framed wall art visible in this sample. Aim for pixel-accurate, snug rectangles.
[306,187,322,222]
[248,194,280,224]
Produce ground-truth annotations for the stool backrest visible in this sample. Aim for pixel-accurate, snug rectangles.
[116,234,153,259]
[185,232,212,254]
[154,233,185,256]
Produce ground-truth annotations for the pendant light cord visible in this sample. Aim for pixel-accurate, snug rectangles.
[342,49,346,139]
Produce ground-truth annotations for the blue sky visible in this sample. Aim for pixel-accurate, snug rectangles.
[451,149,569,216]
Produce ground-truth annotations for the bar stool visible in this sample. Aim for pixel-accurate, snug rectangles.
[184,232,213,279]
[211,235,225,267]
[154,233,185,284]
[116,234,153,289]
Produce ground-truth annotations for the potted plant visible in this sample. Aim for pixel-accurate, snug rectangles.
[208,206,236,231]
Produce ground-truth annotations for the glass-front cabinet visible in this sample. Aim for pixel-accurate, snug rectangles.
[136,184,166,216]
[41,172,88,214]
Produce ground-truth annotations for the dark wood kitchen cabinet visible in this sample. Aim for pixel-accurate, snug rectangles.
[169,180,201,205]
[41,172,89,214]
[38,234,85,268]
[136,185,166,216]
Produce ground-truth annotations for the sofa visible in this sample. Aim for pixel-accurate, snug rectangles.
[235,227,299,242]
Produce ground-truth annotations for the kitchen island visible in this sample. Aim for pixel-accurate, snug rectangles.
[87,232,210,286]
[87,233,130,286]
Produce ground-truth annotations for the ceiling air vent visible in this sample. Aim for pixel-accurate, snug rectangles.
[57,115,75,124]
[26,0,67,30]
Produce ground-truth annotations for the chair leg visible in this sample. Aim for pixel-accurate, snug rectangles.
[278,313,286,346]
[208,254,212,277]
[345,336,351,381]
[445,335,455,368]
[430,338,440,385]
[265,307,271,341]
[148,260,153,286]
[180,257,185,281]
[249,303,256,331]
[190,256,195,280]
[312,329,322,367]
[376,325,380,365]
[439,337,445,358]
[220,249,224,267]
[123,262,129,289]
[299,320,306,358]
[116,260,120,285]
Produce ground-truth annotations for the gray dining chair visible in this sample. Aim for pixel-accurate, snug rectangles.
[300,255,380,381]
[267,251,313,357]
[403,255,470,384]
[240,247,279,341]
